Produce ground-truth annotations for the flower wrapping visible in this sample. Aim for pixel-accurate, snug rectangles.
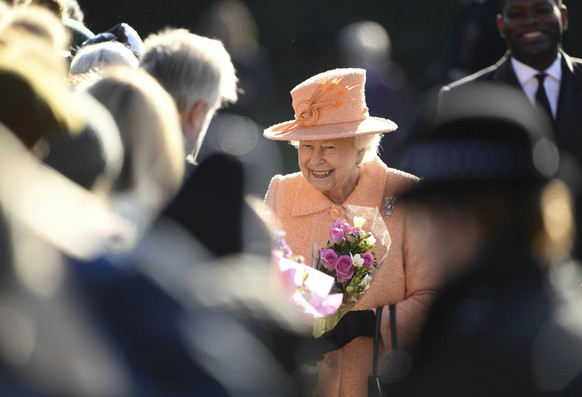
[312,205,390,337]
[273,232,343,318]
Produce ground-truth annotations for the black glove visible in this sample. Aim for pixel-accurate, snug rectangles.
[321,310,377,349]
[299,310,377,364]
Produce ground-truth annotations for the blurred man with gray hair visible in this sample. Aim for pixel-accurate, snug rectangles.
[140,28,238,163]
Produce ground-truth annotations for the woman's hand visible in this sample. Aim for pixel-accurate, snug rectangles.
[299,310,378,365]
[320,310,376,350]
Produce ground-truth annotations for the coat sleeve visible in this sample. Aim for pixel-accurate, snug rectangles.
[264,175,281,212]
[384,208,441,349]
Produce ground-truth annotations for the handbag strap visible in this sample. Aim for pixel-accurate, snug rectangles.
[372,306,383,376]
[372,304,397,377]
[389,303,397,351]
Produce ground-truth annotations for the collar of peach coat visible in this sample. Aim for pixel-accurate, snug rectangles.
[290,156,388,217]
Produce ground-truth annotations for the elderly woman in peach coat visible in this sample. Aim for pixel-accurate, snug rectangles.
[263,68,440,397]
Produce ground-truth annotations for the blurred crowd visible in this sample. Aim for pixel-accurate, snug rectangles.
[0,0,581,396]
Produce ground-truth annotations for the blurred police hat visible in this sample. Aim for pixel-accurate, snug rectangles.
[81,23,143,56]
[397,83,560,200]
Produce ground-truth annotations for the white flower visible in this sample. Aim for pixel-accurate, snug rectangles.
[363,234,376,245]
[353,215,366,228]
[351,253,364,267]
[360,274,372,287]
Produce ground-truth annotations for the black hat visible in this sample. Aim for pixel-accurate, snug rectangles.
[397,83,560,199]
[81,23,143,56]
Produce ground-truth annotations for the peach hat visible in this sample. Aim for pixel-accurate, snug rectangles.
[264,68,397,141]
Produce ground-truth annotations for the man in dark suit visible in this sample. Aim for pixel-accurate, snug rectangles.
[442,0,582,258]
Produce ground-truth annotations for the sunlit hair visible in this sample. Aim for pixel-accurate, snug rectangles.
[65,0,83,22]
[0,5,70,52]
[67,69,102,90]
[13,0,68,19]
[86,66,185,224]
[0,42,85,148]
[139,28,238,115]
[70,42,138,75]
[289,134,382,163]
[0,2,10,20]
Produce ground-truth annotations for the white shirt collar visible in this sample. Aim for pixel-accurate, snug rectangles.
[510,54,561,118]
[511,54,562,85]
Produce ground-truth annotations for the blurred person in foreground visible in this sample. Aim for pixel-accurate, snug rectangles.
[441,0,582,259]
[0,4,125,196]
[12,0,95,55]
[386,83,582,395]
[0,36,132,396]
[263,67,440,397]
[77,67,312,397]
[0,4,71,60]
[0,20,84,151]
[85,66,185,239]
[70,66,230,396]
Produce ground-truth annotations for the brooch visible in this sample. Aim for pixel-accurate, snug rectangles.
[384,195,397,218]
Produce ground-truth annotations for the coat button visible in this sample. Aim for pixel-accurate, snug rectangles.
[329,207,341,219]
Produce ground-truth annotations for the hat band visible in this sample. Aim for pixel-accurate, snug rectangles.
[272,77,362,137]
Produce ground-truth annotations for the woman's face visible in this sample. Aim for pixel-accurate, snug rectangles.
[298,137,364,204]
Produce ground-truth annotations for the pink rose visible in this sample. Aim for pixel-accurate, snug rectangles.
[329,227,345,245]
[320,248,338,271]
[333,218,351,233]
[348,226,364,242]
[362,252,375,269]
[351,227,365,237]
[335,255,354,282]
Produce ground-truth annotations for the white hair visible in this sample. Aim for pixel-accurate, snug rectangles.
[355,133,382,163]
[69,42,138,75]
[139,28,238,115]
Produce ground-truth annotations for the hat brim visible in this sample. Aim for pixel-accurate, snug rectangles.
[263,116,397,141]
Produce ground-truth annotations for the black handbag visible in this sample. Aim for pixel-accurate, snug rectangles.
[368,304,397,397]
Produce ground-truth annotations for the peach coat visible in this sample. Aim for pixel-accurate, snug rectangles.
[264,156,440,397]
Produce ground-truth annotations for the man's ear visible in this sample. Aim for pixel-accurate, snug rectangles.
[182,100,209,146]
[560,4,569,31]
[496,14,506,39]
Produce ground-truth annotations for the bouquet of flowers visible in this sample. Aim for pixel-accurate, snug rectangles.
[273,232,343,318]
[312,206,390,337]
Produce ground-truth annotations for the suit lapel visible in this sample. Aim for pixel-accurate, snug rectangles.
[493,53,522,89]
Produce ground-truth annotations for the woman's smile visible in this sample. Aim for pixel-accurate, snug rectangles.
[311,169,332,178]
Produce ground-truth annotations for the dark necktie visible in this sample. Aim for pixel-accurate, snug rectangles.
[535,73,554,122]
